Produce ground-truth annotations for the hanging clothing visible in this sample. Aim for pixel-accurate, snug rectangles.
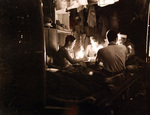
[98,15,108,38]
[55,0,68,11]
[87,5,96,28]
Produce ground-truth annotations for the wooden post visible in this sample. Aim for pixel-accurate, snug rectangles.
[146,1,150,115]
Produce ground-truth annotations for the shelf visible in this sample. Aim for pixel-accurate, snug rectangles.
[55,10,70,30]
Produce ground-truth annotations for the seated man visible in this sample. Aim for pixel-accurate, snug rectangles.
[117,33,135,58]
[84,36,103,62]
[85,36,99,57]
[54,35,83,69]
[96,30,128,77]
[118,33,144,72]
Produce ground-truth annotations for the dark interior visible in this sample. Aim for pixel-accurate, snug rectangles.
[0,0,150,115]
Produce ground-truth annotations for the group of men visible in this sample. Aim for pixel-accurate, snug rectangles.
[54,30,131,77]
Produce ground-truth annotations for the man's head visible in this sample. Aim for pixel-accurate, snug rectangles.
[118,33,127,44]
[65,35,76,49]
[106,30,117,42]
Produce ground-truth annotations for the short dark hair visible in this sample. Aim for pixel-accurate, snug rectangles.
[107,30,117,42]
[65,35,76,45]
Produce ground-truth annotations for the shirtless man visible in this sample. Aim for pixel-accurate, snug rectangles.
[54,35,83,68]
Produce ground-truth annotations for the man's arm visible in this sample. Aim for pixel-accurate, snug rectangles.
[95,50,104,67]
[65,49,83,64]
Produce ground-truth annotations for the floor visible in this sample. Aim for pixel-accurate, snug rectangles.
[44,92,148,115]
[0,90,148,115]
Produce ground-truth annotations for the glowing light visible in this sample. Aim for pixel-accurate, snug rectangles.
[87,57,96,62]
[41,2,43,7]
[99,62,104,66]
[117,33,127,45]
[116,33,122,45]
[21,35,23,38]
[98,44,104,49]
[128,45,132,49]
[89,71,93,76]
[75,37,104,61]
[90,37,104,53]
[92,44,104,53]
[46,68,59,73]
[84,37,104,62]
[76,46,84,59]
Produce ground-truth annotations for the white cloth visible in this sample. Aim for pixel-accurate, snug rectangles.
[56,0,88,11]
[67,0,88,11]
[97,0,119,7]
